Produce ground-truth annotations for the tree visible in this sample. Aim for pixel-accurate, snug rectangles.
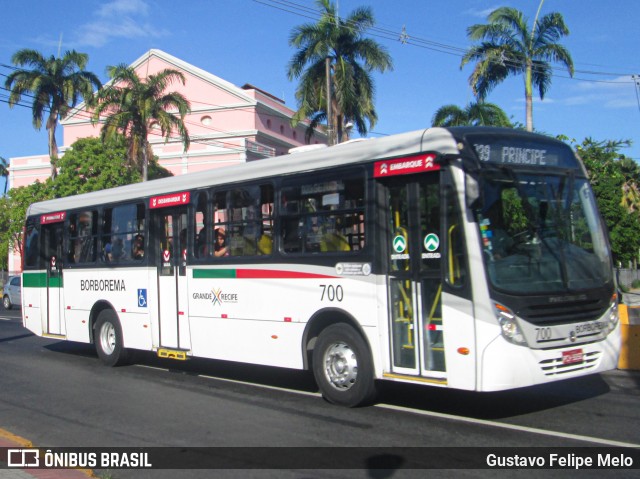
[51,137,154,197]
[4,49,101,179]
[287,0,393,143]
[91,65,190,181]
[51,136,172,198]
[574,137,640,265]
[460,6,573,131]
[0,181,51,264]
[0,157,8,195]
[432,101,512,127]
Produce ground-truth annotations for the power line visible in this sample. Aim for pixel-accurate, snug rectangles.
[254,0,639,83]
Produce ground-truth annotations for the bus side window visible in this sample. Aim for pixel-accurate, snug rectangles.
[194,192,208,258]
[101,203,145,264]
[280,174,364,255]
[24,218,40,269]
[68,210,97,264]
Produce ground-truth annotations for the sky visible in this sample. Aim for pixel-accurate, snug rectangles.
[1,0,640,193]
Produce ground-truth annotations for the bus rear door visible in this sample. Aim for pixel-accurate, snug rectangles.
[151,204,192,357]
[41,217,66,336]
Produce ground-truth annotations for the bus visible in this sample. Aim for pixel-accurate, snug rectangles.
[21,127,620,407]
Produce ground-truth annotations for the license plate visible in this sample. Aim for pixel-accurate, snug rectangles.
[562,348,584,365]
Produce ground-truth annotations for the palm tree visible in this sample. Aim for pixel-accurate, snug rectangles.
[4,49,101,179]
[0,157,8,194]
[91,65,190,181]
[432,102,512,128]
[460,6,573,132]
[287,0,393,144]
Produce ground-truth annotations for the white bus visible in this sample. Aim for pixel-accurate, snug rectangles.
[21,127,620,407]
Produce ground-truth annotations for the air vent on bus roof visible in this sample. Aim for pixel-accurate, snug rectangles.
[288,144,328,154]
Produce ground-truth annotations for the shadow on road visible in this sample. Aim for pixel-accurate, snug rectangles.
[41,337,620,421]
[377,374,612,420]
[0,332,34,343]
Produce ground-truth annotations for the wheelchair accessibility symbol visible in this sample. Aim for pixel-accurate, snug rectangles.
[138,289,148,308]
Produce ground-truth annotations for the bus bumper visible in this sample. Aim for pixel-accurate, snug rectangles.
[479,322,621,392]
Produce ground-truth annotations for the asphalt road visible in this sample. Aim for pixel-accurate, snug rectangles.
[1,308,639,478]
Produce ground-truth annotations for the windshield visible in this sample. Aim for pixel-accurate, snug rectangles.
[477,171,613,294]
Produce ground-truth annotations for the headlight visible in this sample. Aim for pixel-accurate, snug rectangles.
[494,302,526,346]
[609,293,619,332]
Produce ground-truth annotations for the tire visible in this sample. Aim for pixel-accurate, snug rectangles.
[3,295,12,310]
[94,309,129,367]
[312,323,378,407]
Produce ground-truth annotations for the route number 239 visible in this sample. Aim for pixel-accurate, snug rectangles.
[320,284,344,302]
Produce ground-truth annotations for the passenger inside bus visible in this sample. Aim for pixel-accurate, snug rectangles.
[214,228,228,257]
[132,234,144,260]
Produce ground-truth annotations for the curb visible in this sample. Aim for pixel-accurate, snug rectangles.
[0,428,94,479]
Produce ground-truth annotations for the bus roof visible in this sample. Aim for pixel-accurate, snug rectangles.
[26,127,460,217]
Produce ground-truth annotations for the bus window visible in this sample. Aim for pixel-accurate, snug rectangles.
[101,203,145,263]
[281,175,365,254]
[209,185,273,258]
[194,192,208,258]
[68,211,97,264]
[24,218,40,269]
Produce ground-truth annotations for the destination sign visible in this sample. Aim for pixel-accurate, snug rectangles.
[464,134,579,169]
[40,211,66,224]
[149,192,190,209]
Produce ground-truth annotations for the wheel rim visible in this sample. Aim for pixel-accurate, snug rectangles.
[323,341,358,391]
[3,297,9,308]
[99,321,116,355]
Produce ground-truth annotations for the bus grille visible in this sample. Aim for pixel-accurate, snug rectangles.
[519,298,607,325]
[538,351,601,376]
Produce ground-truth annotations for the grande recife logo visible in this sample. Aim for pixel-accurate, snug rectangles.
[374,153,439,178]
[149,191,190,209]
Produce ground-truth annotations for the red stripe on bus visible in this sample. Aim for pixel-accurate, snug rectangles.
[235,269,335,279]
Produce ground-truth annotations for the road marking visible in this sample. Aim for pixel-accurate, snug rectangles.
[375,403,640,448]
[136,365,640,447]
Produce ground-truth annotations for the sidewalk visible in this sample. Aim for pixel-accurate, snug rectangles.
[0,429,93,479]
[622,289,640,308]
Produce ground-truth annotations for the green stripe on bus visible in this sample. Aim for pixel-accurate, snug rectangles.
[23,272,47,287]
[22,272,63,288]
[193,269,237,279]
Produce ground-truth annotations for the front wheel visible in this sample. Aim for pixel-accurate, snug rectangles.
[94,309,129,367]
[312,323,377,407]
[3,295,12,310]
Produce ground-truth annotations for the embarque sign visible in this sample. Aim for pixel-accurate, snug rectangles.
[374,153,439,178]
[149,191,190,209]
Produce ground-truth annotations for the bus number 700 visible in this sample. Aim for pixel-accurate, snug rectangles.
[320,284,344,302]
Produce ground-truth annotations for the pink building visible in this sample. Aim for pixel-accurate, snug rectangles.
[7,49,326,270]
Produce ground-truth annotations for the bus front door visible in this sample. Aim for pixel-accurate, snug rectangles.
[383,170,474,387]
[42,222,65,336]
[153,208,191,355]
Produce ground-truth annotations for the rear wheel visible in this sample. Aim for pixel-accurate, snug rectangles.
[94,309,129,366]
[3,295,12,310]
[312,323,377,407]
